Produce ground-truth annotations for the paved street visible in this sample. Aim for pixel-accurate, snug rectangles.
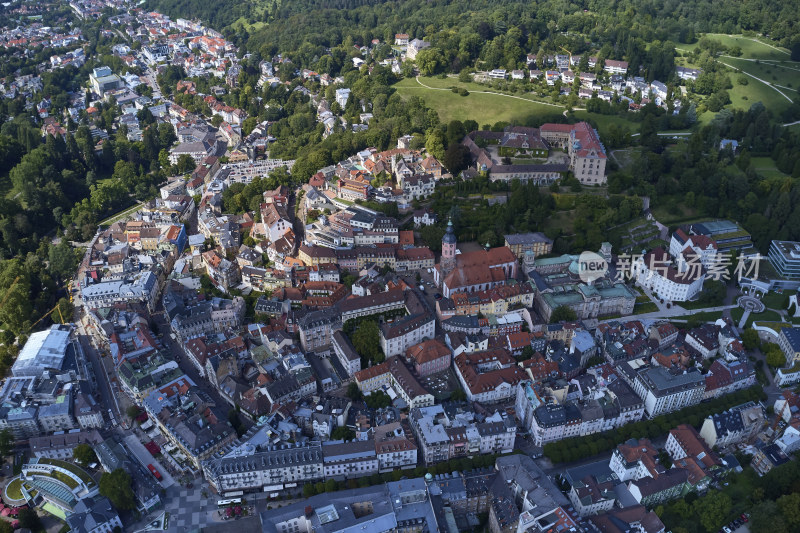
[131,479,295,532]
[151,310,252,434]
[76,326,122,425]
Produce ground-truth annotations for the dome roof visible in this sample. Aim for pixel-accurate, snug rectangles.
[442,219,457,244]
[568,259,580,276]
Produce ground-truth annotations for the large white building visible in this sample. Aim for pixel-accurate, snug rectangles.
[374,422,418,472]
[669,229,719,269]
[608,438,663,482]
[380,311,436,357]
[322,440,378,480]
[634,248,704,302]
[203,444,324,493]
[11,325,73,378]
[620,361,706,417]
[81,271,159,311]
[453,349,525,403]
[331,331,361,376]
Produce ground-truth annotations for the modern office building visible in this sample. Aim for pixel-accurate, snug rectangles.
[769,240,800,280]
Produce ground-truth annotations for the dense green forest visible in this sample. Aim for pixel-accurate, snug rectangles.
[147,0,800,75]
[0,14,175,347]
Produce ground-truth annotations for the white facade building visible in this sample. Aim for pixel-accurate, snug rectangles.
[634,248,704,302]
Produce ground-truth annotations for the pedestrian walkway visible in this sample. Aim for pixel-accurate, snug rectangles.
[596,304,737,325]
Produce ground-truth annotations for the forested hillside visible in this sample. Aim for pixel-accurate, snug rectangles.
[147,0,800,70]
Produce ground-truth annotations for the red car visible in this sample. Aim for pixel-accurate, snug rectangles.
[147,464,162,481]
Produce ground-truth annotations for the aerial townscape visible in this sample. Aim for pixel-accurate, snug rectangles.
[0,0,799,533]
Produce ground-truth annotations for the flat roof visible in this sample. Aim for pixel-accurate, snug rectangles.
[13,326,71,375]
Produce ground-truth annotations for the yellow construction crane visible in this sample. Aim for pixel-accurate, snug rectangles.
[559,45,573,65]
[28,302,65,332]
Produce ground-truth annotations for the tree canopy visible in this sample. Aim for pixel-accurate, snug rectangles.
[99,469,136,510]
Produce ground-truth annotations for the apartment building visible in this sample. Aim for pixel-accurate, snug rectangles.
[203,444,324,493]
[620,362,706,417]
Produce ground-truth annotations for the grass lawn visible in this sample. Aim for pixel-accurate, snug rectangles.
[48,470,79,489]
[675,310,724,323]
[703,34,791,60]
[749,156,790,179]
[681,299,723,310]
[649,204,706,226]
[678,34,798,115]
[4,477,24,500]
[394,76,565,125]
[730,307,782,328]
[753,321,791,333]
[724,66,795,115]
[36,458,95,487]
[571,110,641,136]
[97,201,142,227]
[760,290,788,310]
[722,56,800,91]
[633,302,659,314]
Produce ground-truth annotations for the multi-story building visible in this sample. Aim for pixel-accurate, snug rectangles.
[0,405,39,438]
[627,468,689,507]
[684,324,720,359]
[297,308,342,353]
[503,233,553,259]
[405,339,451,377]
[30,430,103,459]
[453,349,526,403]
[203,444,324,493]
[380,301,436,358]
[698,402,764,449]
[540,122,607,185]
[89,66,122,95]
[409,406,452,465]
[81,271,159,311]
[665,424,721,491]
[373,422,418,472]
[11,325,74,378]
[669,229,719,269]
[331,330,362,376]
[768,240,800,281]
[202,250,241,291]
[74,393,104,429]
[703,359,755,400]
[535,280,637,322]
[143,386,236,469]
[336,289,406,322]
[259,480,439,533]
[37,399,75,433]
[633,248,704,302]
[779,327,800,365]
[433,241,518,298]
[620,362,706,417]
[65,495,123,533]
[354,356,434,409]
[609,438,663,482]
[568,473,617,516]
[322,440,378,480]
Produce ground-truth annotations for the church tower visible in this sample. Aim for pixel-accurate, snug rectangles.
[441,218,457,275]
